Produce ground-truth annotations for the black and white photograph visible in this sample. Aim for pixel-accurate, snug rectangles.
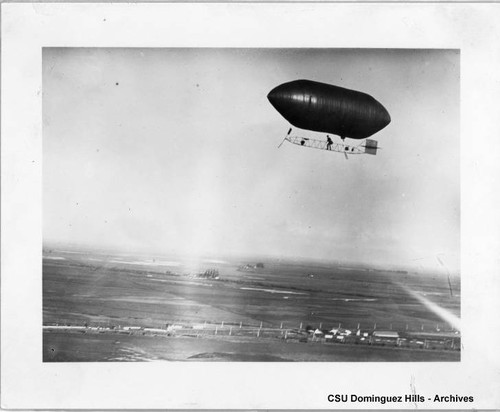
[42,47,460,362]
[2,3,500,410]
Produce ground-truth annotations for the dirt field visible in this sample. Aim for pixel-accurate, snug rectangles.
[43,247,460,361]
[43,330,459,362]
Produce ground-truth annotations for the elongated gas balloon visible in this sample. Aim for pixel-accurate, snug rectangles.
[267,79,391,140]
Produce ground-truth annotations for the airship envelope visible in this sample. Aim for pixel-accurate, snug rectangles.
[267,79,391,140]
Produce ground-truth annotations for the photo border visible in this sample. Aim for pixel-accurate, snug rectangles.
[2,2,500,409]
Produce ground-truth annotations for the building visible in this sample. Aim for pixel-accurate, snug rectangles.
[371,330,400,346]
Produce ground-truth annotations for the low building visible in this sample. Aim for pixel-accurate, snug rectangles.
[371,330,400,346]
[372,331,399,339]
[123,326,142,331]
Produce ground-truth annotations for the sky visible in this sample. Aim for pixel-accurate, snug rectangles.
[43,48,460,272]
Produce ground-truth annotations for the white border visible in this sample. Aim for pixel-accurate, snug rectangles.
[2,3,500,409]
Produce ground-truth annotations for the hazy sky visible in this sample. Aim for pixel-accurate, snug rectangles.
[43,48,459,271]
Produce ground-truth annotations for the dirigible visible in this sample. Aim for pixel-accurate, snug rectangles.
[268,79,391,157]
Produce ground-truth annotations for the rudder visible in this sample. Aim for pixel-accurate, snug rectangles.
[364,139,378,155]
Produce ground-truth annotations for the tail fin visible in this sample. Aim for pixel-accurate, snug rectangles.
[364,139,378,155]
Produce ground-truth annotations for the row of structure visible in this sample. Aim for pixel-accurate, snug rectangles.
[306,327,460,350]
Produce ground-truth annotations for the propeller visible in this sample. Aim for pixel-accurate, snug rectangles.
[278,128,292,148]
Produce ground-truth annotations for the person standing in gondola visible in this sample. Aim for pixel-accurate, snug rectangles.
[326,135,333,150]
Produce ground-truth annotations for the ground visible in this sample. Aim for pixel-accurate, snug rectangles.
[43,247,460,362]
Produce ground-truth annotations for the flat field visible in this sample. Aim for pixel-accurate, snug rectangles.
[43,248,460,361]
[43,331,459,362]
